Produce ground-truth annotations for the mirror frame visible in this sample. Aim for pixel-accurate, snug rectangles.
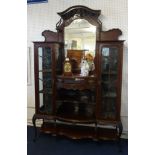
[55,6,103,75]
[56,5,102,42]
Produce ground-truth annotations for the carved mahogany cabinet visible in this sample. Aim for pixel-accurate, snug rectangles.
[32,5,124,141]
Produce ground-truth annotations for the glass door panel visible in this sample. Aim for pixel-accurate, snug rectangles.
[101,98,116,119]
[101,47,118,119]
[38,47,53,114]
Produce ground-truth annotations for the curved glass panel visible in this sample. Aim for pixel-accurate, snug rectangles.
[38,47,53,114]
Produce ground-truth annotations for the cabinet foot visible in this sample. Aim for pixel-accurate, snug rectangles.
[116,121,123,152]
[32,114,38,142]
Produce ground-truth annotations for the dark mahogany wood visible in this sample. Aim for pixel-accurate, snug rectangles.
[42,30,63,42]
[100,29,122,41]
[40,122,118,140]
[56,5,102,41]
[32,5,124,141]
[56,5,101,30]
[42,30,59,42]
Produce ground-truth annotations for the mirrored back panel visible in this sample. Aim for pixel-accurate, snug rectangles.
[64,19,96,73]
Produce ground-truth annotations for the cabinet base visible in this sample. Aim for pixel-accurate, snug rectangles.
[40,122,118,140]
[32,114,122,141]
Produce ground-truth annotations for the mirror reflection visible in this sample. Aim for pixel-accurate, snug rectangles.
[64,19,96,74]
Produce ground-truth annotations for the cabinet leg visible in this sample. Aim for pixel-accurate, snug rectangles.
[116,121,123,152]
[117,121,123,137]
[32,114,38,142]
[93,122,98,141]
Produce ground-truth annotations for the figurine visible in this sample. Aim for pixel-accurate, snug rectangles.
[85,53,95,71]
[80,59,90,76]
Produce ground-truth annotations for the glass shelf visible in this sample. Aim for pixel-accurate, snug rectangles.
[102,71,117,75]
[103,92,117,98]
[39,69,52,72]
[102,80,116,84]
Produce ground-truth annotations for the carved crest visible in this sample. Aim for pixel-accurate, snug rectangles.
[56,5,102,31]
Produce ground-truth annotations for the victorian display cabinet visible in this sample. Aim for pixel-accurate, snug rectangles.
[32,5,124,142]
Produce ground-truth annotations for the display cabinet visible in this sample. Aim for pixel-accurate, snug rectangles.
[97,42,123,120]
[32,5,124,141]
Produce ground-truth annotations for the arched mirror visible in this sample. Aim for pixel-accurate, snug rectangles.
[64,19,96,73]
[64,19,96,53]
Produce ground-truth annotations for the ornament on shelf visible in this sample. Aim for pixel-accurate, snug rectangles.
[80,58,90,76]
[63,57,72,76]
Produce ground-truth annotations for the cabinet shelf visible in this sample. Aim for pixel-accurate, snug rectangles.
[102,79,116,82]
[102,71,117,75]
[56,75,97,90]
[103,92,117,98]
[39,69,52,72]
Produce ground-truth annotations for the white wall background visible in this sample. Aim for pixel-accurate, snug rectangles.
[27,0,128,136]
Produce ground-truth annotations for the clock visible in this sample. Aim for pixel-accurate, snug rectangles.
[63,58,72,76]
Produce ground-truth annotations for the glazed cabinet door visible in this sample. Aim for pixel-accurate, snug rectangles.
[98,42,123,121]
[34,43,63,115]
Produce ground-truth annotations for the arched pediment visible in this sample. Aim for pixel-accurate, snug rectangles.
[56,5,102,31]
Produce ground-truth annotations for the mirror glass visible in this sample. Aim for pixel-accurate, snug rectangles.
[64,19,96,72]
